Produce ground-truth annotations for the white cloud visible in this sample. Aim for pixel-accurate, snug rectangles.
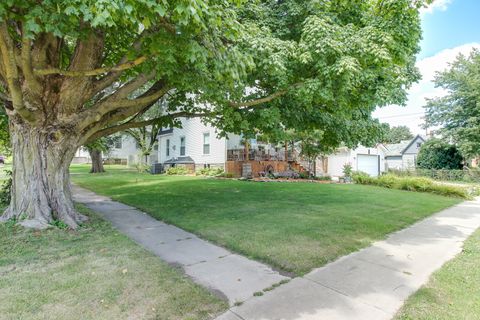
[420,0,453,14]
[373,43,480,134]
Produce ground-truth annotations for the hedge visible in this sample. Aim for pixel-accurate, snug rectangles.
[352,172,474,199]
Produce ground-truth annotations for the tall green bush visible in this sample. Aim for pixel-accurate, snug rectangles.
[417,138,463,170]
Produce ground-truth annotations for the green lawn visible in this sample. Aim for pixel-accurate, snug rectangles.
[71,165,460,275]
[395,227,480,320]
[0,205,227,320]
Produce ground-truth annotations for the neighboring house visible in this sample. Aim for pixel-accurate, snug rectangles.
[317,145,387,178]
[157,118,229,170]
[108,135,140,164]
[73,135,142,165]
[72,148,90,164]
[157,117,306,176]
[384,135,426,170]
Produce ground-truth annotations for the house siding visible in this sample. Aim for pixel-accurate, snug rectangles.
[109,135,138,159]
[158,118,227,168]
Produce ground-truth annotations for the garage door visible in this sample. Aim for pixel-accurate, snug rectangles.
[357,154,379,177]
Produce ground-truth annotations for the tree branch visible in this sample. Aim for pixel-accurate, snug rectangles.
[34,55,147,77]
[20,30,42,95]
[85,111,208,143]
[229,83,303,108]
[77,79,169,131]
[0,22,34,122]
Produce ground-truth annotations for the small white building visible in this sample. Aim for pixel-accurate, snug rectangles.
[318,145,387,178]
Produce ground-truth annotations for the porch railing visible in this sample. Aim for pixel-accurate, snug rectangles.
[226,149,298,162]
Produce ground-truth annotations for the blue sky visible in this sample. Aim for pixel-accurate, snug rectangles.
[420,0,480,59]
[373,0,480,134]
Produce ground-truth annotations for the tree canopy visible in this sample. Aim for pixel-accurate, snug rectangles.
[416,138,463,170]
[0,0,427,148]
[424,49,480,158]
[383,125,414,144]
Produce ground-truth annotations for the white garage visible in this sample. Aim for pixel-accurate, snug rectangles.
[357,154,380,177]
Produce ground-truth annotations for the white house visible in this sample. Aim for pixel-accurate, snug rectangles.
[157,118,232,170]
[384,135,426,170]
[73,135,141,165]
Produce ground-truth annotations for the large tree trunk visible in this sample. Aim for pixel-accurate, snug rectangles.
[88,148,105,173]
[0,121,87,229]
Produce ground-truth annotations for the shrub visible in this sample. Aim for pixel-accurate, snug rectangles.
[314,175,332,181]
[353,172,470,199]
[166,166,189,175]
[376,174,399,188]
[352,171,374,185]
[134,162,150,173]
[0,169,12,204]
[299,171,310,179]
[196,167,224,176]
[217,172,234,178]
[416,138,463,170]
[275,170,300,179]
[342,163,353,177]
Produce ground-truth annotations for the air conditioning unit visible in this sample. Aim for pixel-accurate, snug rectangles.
[150,163,164,174]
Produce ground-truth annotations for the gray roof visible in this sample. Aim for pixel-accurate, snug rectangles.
[384,140,411,156]
[164,156,195,164]
[384,135,426,157]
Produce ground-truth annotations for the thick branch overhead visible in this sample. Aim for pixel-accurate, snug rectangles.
[34,56,147,77]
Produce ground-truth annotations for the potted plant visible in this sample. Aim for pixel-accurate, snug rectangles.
[342,163,353,183]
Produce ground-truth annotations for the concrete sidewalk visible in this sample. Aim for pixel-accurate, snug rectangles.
[72,185,289,306]
[218,198,480,320]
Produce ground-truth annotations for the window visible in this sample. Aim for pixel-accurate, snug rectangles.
[417,142,422,148]
[114,137,122,149]
[180,136,186,156]
[153,143,158,151]
[166,139,170,157]
[203,133,210,155]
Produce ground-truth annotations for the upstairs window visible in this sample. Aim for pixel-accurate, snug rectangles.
[180,136,186,156]
[203,133,210,155]
[114,137,122,149]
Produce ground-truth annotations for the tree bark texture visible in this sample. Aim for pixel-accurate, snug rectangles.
[88,148,105,173]
[1,121,87,229]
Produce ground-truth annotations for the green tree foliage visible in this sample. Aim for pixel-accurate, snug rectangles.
[384,125,414,144]
[0,108,10,156]
[0,0,428,148]
[124,100,164,164]
[424,49,480,158]
[417,138,463,170]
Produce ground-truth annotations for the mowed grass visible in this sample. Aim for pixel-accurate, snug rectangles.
[71,165,460,275]
[395,227,480,320]
[0,205,227,320]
